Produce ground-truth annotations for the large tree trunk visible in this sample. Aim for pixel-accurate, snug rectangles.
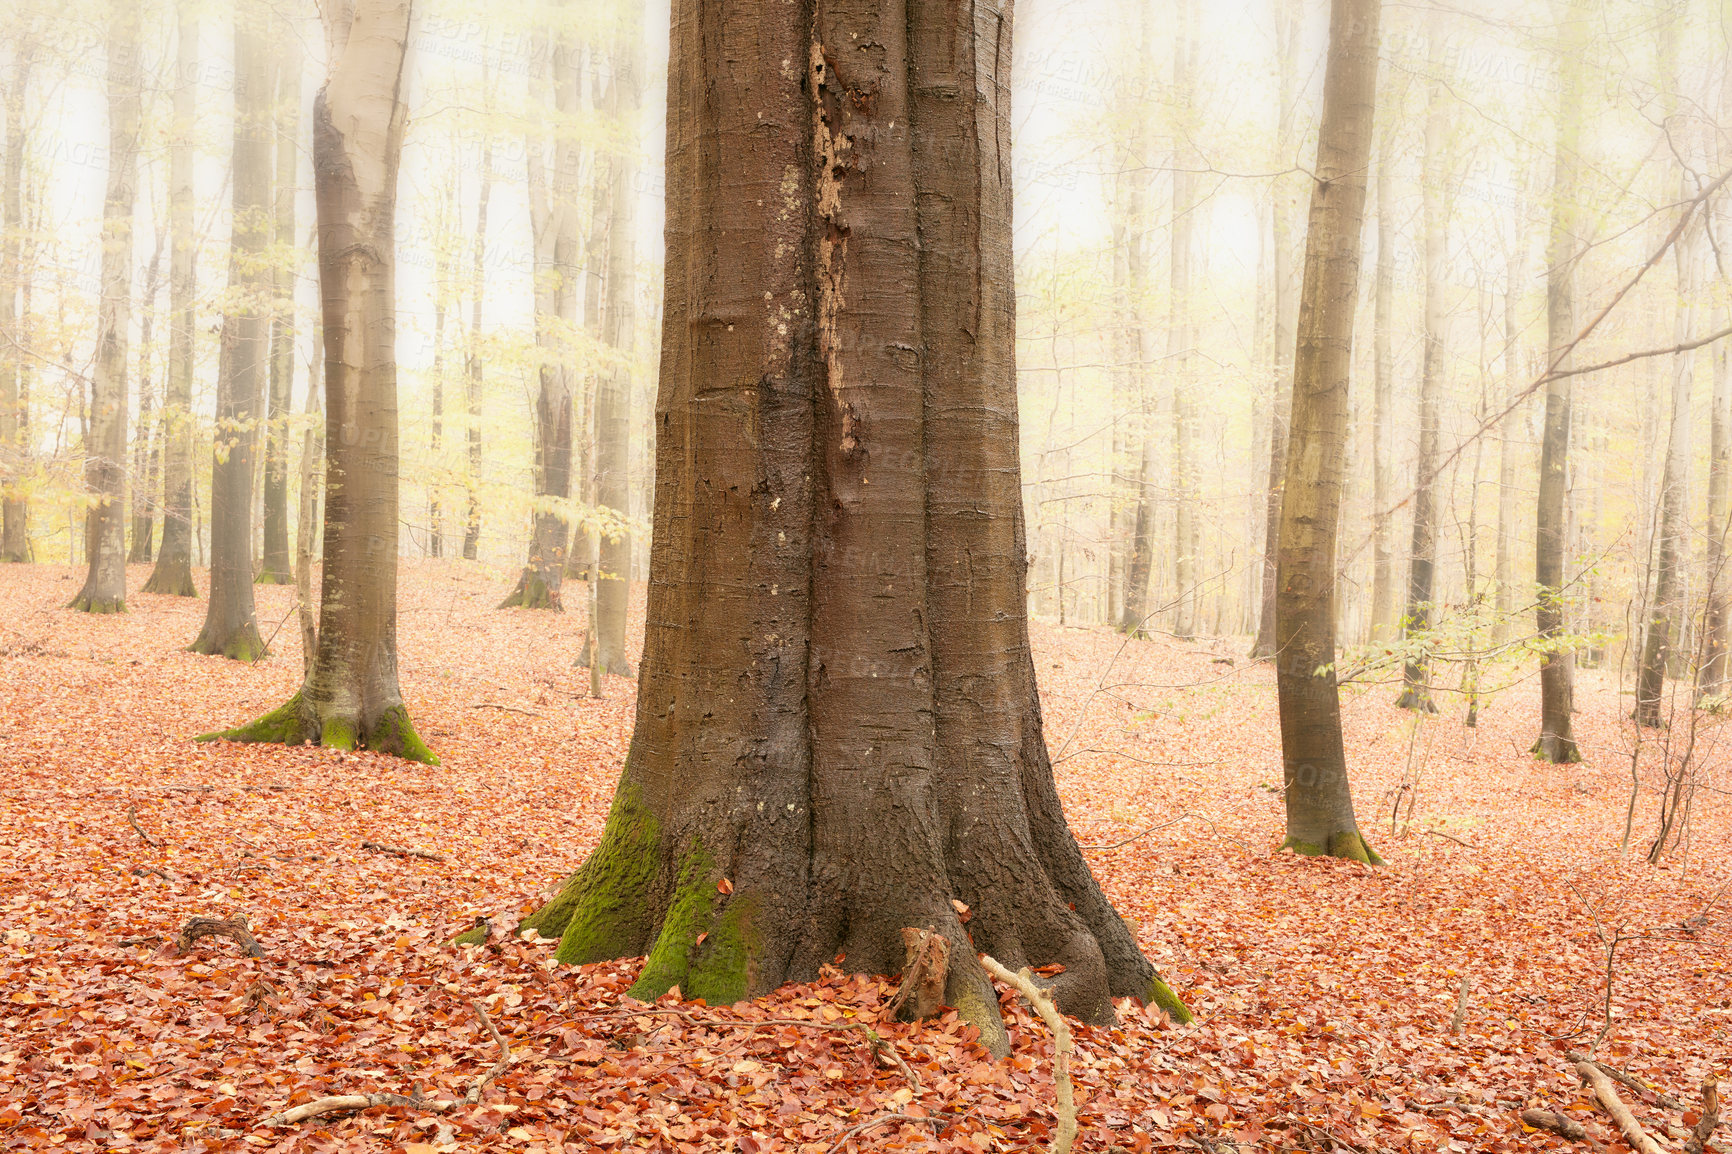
[516,0,1187,1050]
[1494,221,1524,644]
[1396,36,1446,713]
[143,1,199,596]
[192,4,271,660]
[578,29,643,679]
[1169,0,1198,640]
[71,0,142,614]
[1634,220,1702,726]
[462,98,491,563]
[1114,9,1157,639]
[258,29,300,586]
[0,39,30,562]
[200,0,431,762]
[1275,0,1383,863]
[1251,0,1301,660]
[1532,0,1586,763]
[1368,120,1397,642]
[500,30,580,611]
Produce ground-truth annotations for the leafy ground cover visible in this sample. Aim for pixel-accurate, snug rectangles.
[1,561,1726,1152]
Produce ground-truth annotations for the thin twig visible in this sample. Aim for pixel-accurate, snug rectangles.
[823,1113,937,1154]
[126,803,163,847]
[1424,828,1476,849]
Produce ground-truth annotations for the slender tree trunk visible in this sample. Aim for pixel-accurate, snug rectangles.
[516,0,1187,1049]
[296,325,323,680]
[1635,220,1702,726]
[144,3,199,596]
[1397,37,1446,713]
[1169,0,1198,639]
[463,132,490,562]
[127,245,164,563]
[578,27,643,678]
[1276,0,1383,863]
[192,4,271,659]
[501,30,579,610]
[1532,0,1586,763]
[258,29,300,585]
[1368,121,1397,641]
[1702,302,1732,698]
[428,201,449,560]
[1494,221,1523,644]
[1252,0,1301,660]
[202,0,432,761]
[71,0,142,614]
[1115,3,1157,637]
[1,40,33,562]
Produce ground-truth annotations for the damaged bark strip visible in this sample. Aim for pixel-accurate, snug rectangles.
[198,0,433,762]
[517,0,1187,1052]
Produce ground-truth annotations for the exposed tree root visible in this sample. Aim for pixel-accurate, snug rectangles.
[1578,1059,1666,1154]
[126,803,162,847]
[980,953,1076,1154]
[164,915,265,959]
[197,692,438,765]
[1279,830,1386,865]
[68,595,126,614]
[1531,734,1583,763]
[261,999,509,1126]
[498,570,560,610]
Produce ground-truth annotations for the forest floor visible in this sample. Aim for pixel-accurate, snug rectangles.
[1,560,1728,1153]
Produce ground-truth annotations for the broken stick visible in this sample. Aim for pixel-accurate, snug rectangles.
[361,840,447,862]
[126,803,162,847]
[1578,1059,1666,1154]
[261,998,510,1126]
[980,953,1076,1154]
[1568,1051,1685,1111]
[1520,1109,1608,1153]
[1687,1079,1720,1154]
[1448,972,1471,1035]
[167,915,265,959]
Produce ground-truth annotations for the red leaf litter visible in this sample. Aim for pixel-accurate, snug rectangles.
[1,562,1727,1152]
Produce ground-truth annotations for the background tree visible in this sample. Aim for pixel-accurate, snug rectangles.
[201,0,432,762]
[70,0,142,614]
[1274,0,1383,862]
[514,0,1188,1050]
[1532,0,1588,764]
[0,32,33,563]
[143,1,199,597]
[258,26,301,586]
[192,1,272,660]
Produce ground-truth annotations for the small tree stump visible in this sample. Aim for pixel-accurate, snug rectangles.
[165,915,265,958]
[886,927,949,1022]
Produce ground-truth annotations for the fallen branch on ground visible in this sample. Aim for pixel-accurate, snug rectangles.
[165,915,264,959]
[261,999,509,1126]
[469,701,541,717]
[1569,1051,1685,1110]
[823,1113,941,1154]
[126,803,162,847]
[361,840,447,862]
[1519,1109,1608,1152]
[980,953,1076,1154]
[1688,1079,1720,1154]
[1578,1059,1667,1154]
[1424,828,1476,849]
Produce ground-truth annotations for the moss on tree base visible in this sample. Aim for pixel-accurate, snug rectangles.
[196,692,438,764]
[190,626,267,663]
[1281,829,1385,865]
[498,571,561,610]
[141,569,197,597]
[1530,735,1582,764]
[1145,973,1194,1023]
[68,595,126,614]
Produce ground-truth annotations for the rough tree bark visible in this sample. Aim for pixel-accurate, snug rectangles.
[143,1,199,596]
[1251,0,1301,660]
[1274,0,1384,863]
[1533,0,1586,763]
[578,28,642,678]
[512,0,1188,1049]
[71,0,142,614]
[1,37,33,563]
[200,0,433,762]
[1396,32,1446,713]
[258,27,300,586]
[500,25,580,610]
[192,3,271,660]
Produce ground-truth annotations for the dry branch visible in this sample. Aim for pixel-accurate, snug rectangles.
[1569,1051,1685,1110]
[1578,1060,1667,1154]
[261,999,509,1126]
[126,803,162,846]
[1688,1080,1720,1154]
[361,840,447,862]
[1519,1109,1608,1152]
[1424,828,1476,849]
[1448,972,1471,1035]
[980,953,1076,1154]
[823,1112,938,1154]
[469,701,540,717]
[167,915,264,958]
